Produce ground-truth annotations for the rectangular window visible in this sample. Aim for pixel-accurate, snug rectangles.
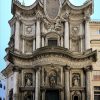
[94,86,100,100]
[93,71,100,81]
[48,39,57,46]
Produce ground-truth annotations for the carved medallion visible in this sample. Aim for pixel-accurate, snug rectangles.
[44,0,61,20]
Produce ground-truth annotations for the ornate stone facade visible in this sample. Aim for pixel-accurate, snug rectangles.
[2,0,100,100]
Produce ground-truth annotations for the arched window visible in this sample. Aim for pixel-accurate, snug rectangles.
[0,83,2,88]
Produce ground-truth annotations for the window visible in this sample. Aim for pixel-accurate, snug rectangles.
[0,83,2,88]
[99,30,100,34]
[48,38,57,46]
[93,71,100,81]
[94,86,100,100]
[97,30,100,34]
[4,86,5,90]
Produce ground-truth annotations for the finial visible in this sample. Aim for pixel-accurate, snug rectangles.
[22,0,25,5]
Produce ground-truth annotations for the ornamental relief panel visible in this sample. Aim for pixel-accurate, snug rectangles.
[43,17,64,34]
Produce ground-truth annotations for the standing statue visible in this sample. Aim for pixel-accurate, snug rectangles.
[72,74,80,87]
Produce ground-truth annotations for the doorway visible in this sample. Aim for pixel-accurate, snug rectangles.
[74,96,78,100]
[45,90,59,100]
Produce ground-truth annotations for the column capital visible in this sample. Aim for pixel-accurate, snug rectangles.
[83,65,93,72]
[34,65,42,72]
[63,65,70,71]
[36,11,42,21]
[12,66,21,72]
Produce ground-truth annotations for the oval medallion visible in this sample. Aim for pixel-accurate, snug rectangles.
[45,0,60,20]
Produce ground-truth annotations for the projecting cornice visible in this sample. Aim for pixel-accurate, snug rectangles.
[6,46,97,63]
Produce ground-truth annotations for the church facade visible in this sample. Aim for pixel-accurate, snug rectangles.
[2,0,100,100]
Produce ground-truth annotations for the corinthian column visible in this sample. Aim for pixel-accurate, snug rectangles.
[85,66,93,100]
[15,17,20,51]
[64,21,69,49]
[13,67,20,100]
[64,65,70,100]
[35,66,41,100]
[36,19,41,49]
[85,19,90,50]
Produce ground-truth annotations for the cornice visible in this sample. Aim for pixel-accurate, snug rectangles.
[90,20,100,24]
[7,46,97,62]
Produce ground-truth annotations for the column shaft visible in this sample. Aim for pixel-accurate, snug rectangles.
[86,71,92,100]
[15,20,20,50]
[13,71,19,100]
[64,21,69,49]
[65,70,70,100]
[36,20,40,49]
[35,69,40,100]
[42,91,45,100]
[85,21,90,50]
[42,37,45,47]
[61,36,63,47]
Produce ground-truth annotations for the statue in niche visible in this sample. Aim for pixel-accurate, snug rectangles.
[49,70,57,87]
[25,73,33,86]
[72,73,80,87]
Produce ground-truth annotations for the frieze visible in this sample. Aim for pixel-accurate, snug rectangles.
[12,53,93,69]
[8,47,97,69]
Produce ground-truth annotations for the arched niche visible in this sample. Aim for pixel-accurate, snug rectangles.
[71,91,81,100]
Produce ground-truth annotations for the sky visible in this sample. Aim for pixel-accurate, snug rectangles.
[0,0,100,72]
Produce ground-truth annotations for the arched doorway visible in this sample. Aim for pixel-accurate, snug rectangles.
[74,95,79,100]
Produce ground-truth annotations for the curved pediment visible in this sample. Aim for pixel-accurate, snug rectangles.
[11,0,43,14]
[63,0,93,10]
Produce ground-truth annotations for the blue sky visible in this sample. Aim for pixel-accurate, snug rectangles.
[0,0,100,72]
